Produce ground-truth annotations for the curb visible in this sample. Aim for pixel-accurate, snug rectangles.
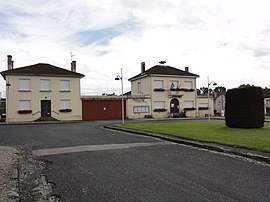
[104,125,270,165]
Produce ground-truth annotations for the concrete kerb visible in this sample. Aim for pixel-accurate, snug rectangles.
[104,125,270,165]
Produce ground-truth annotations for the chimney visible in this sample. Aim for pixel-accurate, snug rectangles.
[141,62,145,73]
[7,55,13,70]
[71,61,76,72]
[185,67,189,72]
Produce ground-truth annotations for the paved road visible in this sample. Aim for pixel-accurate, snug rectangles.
[0,121,270,202]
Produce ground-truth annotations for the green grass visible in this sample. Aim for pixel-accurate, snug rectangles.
[114,122,270,153]
[266,115,270,119]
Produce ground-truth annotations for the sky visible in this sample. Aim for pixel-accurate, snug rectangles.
[1,0,270,97]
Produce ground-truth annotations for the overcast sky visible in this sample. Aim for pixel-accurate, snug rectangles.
[1,0,270,97]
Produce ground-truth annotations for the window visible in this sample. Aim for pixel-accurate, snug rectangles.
[137,82,141,93]
[133,106,149,113]
[154,80,164,89]
[19,79,31,91]
[199,103,208,108]
[170,81,178,89]
[40,80,51,91]
[60,99,71,109]
[154,101,165,109]
[19,100,31,110]
[184,101,194,108]
[60,80,70,92]
[184,81,192,89]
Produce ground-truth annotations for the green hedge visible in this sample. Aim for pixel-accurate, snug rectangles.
[225,86,264,128]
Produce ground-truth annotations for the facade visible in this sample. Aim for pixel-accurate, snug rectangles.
[263,88,270,115]
[213,93,225,116]
[127,63,213,119]
[0,55,84,123]
[196,95,214,117]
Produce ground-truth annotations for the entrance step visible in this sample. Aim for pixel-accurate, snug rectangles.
[35,117,59,122]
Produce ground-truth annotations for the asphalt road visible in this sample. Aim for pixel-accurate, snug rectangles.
[0,120,270,202]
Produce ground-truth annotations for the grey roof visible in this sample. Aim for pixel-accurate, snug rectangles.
[129,65,199,81]
[1,63,84,80]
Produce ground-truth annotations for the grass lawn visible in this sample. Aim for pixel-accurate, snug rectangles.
[114,122,270,153]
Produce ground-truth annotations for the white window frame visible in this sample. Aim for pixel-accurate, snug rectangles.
[184,81,192,89]
[60,80,70,92]
[154,80,164,89]
[199,103,208,108]
[19,79,31,91]
[40,79,51,91]
[184,101,194,108]
[60,99,71,109]
[154,101,165,109]
[19,100,31,110]
[133,106,150,114]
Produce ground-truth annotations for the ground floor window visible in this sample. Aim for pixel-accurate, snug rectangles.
[133,106,149,113]
[19,100,31,110]
[60,99,71,109]
[184,101,194,108]
[154,101,165,109]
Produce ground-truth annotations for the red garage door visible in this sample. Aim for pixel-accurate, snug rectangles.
[82,99,126,121]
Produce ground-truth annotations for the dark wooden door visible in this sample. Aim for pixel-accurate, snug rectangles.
[170,98,179,114]
[41,100,51,117]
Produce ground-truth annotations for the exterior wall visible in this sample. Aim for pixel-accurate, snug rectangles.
[129,75,198,119]
[214,94,225,115]
[126,97,152,119]
[5,75,82,122]
[196,96,214,117]
[265,98,270,114]
[131,76,151,96]
[82,98,126,121]
[150,76,197,118]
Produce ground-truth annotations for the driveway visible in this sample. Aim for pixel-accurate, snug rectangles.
[0,120,270,201]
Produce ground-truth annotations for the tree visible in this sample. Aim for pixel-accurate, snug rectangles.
[200,87,213,95]
[238,84,254,88]
[214,86,226,93]
[225,86,264,128]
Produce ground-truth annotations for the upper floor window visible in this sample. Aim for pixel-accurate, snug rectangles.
[154,80,164,89]
[40,79,51,92]
[60,80,70,92]
[184,81,192,89]
[170,81,178,90]
[19,79,31,91]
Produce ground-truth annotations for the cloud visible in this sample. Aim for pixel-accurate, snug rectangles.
[1,0,270,97]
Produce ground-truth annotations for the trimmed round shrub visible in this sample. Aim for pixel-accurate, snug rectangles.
[225,86,264,128]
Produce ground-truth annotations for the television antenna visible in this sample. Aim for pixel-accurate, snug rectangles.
[70,51,75,61]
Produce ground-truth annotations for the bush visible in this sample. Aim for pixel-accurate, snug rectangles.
[225,86,264,128]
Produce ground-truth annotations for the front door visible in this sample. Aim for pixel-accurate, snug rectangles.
[170,98,179,114]
[41,100,51,117]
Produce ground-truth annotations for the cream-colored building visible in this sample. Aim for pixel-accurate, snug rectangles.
[1,55,84,123]
[127,63,213,119]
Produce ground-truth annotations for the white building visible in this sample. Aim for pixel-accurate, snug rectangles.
[0,55,84,123]
[127,62,213,119]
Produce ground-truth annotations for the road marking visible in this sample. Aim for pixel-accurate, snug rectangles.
[33,142,172,156]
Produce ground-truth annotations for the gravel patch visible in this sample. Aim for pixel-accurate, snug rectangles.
[0,146,19,202]
[0,146,60,202]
